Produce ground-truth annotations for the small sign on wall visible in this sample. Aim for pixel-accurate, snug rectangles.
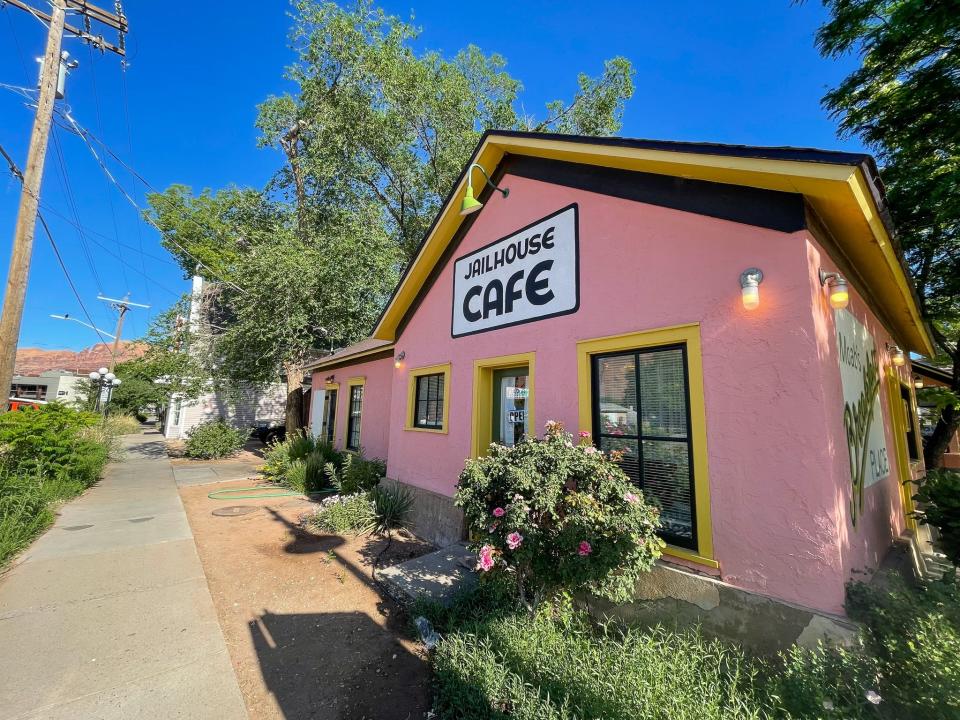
[836,309,890,524]
[451,204,579,337]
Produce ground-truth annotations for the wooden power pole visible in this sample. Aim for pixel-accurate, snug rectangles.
[0,0,127,412]
[97,294,149,371]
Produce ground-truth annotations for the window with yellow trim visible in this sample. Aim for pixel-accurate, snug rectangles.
[346,382,364,451]
[577,324,714,565]
[406,364,451,433]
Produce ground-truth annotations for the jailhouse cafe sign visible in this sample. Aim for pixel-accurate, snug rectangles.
[451,204,579,337]
[836,309,889,525]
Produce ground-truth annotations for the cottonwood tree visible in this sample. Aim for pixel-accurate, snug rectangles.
[257,0,635,261]
[150,0,636,431]
[815,0,960,467]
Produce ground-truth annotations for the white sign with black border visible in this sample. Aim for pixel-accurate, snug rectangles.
[451,204,579,338]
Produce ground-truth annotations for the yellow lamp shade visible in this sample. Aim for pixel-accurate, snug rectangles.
[891,348,906,366]
[459,185,482,216]
[741,284,760,310]
[829,289,849,309]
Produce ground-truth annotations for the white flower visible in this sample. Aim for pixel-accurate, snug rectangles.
[822,700,834,710]
[865,690,882,705]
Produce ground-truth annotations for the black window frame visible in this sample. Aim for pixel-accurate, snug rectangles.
[590,343,698,551]
[901,384,920,462]
[413,372,446,430]
[346,384,363,451]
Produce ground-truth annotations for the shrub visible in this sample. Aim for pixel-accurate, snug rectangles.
[0,405,116,567]
[287,431,316,461]
[370,484,413,534]
[310,492,375,534]
[455,421,664,606]
[324,452,385,495]
[914,468,960,565]
[432,608,767,720]
[285,460,307,493]
[184,420,249,459]
[104,413,142,436]
[304,449,335,492]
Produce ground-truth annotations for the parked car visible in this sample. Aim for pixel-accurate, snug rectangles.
[6,397,47,412]
[251,422,286,445]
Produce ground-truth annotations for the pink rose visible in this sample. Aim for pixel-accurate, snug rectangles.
[492,507,505,517]
[583,446,598,455]
[506,532,523,550]
[477,545,495,572]
[578,430,591,438]
[624,491,639,503]
[578,540,592,556]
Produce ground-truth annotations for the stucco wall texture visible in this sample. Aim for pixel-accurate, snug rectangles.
[315,172,916,616]
[312,355,393,462]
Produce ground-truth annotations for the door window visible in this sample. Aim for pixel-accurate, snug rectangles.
[493,368,529,446]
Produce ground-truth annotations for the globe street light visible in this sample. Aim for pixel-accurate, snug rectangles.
[88,368,122,413]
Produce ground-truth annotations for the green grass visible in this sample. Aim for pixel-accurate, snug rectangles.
[425,575,960,720]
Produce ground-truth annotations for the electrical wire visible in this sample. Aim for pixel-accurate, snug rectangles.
[58,109,248,295]
[85,42,130,294]
[0,140,112,349]
[50,123,105,293]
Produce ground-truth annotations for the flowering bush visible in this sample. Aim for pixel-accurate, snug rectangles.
[455,421,663,606]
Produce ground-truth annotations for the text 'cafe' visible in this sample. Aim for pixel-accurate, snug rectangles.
[306,131,932,646]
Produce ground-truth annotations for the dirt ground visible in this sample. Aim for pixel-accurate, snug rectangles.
[179,478,436,720]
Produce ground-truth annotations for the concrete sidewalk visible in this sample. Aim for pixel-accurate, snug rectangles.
[0,431,248,720]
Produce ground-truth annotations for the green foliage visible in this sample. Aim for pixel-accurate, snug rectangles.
[369,483,413,534]
[104,413,142,436]
[0,404,108,486]
[426,575,960,720]
[260,437,293,484]
[432,609,766,720]
[324,452,385,495]
[259,0,635,262]
[0,405,116,566]
[455,421,663,606]
[183,420,249,459]
[815,0,960,466]
[285,459,307,493]
[310,492,375,534]
[914,468,960,565]
[287,432,316,461]
[303,450,331,492]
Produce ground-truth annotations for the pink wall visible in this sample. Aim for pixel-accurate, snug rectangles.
[804,236,917,593]
[318,171,914,616]
[311,355,393,461]
[386,173,862,614]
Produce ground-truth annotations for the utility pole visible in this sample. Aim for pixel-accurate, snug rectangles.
[0,0,127,412]
[97,295,149,371]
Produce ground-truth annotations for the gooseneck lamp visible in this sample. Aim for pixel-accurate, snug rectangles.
[739,268,763,311]
[459,163,509,216]
[819,269,850,309]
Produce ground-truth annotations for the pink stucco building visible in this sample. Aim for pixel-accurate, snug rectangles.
[307,132,931,640]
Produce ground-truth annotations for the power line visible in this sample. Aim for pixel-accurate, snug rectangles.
[0,140,111,348]
[59,109,248,295]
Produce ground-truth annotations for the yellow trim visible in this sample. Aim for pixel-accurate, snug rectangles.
[324,382,340,391]
[576,323,715,563]
[405,363,452,434]
[471,352,536,458]
[372,134,932,356]
[343,377,366,452]
[662,546,720,570]
[886,369,918,531]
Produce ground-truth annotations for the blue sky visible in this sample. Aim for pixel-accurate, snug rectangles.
[0,0,864,351]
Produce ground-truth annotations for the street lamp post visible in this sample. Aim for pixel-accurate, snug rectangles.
[88,366,121,414]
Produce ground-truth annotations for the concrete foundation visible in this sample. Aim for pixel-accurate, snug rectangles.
[383,478,465,547]
[590,561,857,655]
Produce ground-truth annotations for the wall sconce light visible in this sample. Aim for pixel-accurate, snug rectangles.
[819,269,850,309]
[739,268,763,311]
[459,163,509,216]
[886,344,906,367]
[394,351,406,369]
[324,374,335,383]
[913,376,924,390]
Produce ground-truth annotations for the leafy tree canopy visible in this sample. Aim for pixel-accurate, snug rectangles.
[816,0,960,466]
